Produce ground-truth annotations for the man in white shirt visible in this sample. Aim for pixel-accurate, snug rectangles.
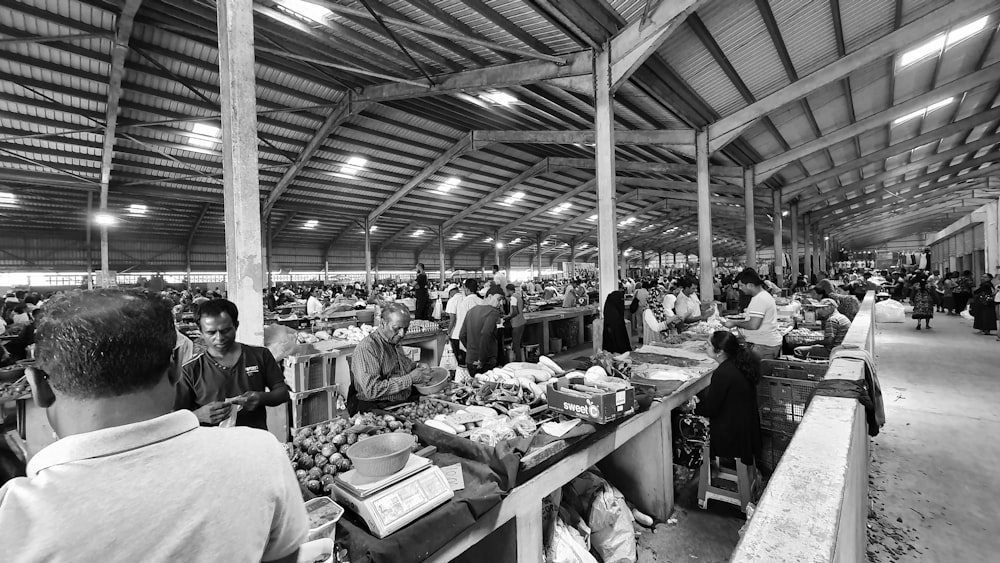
[723,268,782,359]
[492,265,507,289]
[306,288,323,317]
[1,290,307,562]
[452,279,483,356]
[444,284,464,365]
[674,278,711,323]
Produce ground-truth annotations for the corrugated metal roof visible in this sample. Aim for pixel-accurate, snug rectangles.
[697,0,789,100]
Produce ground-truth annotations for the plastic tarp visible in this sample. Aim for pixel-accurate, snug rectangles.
[874,299,905,323]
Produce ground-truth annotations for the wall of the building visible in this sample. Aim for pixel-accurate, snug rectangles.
[926,200,1000,278]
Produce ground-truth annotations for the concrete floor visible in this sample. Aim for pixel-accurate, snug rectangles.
[867,308,1000,562]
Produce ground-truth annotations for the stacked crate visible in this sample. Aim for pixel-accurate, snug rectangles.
[757,358,828,475]
[285,351,339,431]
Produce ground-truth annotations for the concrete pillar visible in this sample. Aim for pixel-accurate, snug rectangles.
[789,200,799,281]
[984,199,998,272]
[594,45,618,307]
[86,192,93,290]
[363,218,373,294]
[696,130,714,300]
[494,230,501,268]
[217,0,264,345]
[569,242,576,278]
[323,260,329,285]
[803,214,813,283]
[744,168,757,270]
[771,190,784,282]
[536,237,543,279]
[438,227,446,287]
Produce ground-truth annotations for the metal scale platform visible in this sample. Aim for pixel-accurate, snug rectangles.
[331,455,453,538]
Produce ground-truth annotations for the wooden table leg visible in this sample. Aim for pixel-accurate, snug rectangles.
[516,501,544,563]
[577,314,585,346]
[541,321,550,355]
[598,413,674,521]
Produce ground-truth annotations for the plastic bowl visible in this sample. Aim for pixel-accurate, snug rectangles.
[296,537,335,563]
[414,367,450,395]
[304,497,344,542]
[346,432,414,477]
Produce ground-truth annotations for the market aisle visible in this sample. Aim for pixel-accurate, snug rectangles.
[869,309,1000,562]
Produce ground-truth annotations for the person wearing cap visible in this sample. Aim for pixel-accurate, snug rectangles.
[461,285,505,375]
[723,268,783,360]
[794,298,851,359]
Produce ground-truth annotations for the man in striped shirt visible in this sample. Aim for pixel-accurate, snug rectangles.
[794,298,852,360]
[347,303,434,414]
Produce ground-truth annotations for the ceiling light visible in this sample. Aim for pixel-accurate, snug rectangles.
[128,203,147,215]
[781,210,789,217]
[368,225,377,232]
[588,214,598,221]
[278,0,332,22]
[893,97,954,126]
[899,16,990,68]
[511,238,521,245]
[94,213,117,226]
[438,177,460,193]
[495,242,504,249]
[550,202,572,214]
[302,219,319,229]
[411,229,425,237]
[618,217,637,226]
[478,90,518,106]
[451,233,463,240]
[0,192,17,207]
[341,156,367,175]
[502,191,526,206]
[485,237,493,243]
[187,123,220,148]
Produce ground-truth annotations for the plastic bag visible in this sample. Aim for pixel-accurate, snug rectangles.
[219,399,242,428]
[549,517,597,563]
[439,346,458,371]
[264,324,299,361]
[874,299,905,323]
[432,298,443,320]
[564,471,637,563]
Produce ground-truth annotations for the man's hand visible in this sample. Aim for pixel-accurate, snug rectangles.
[194,401,232,425]
[408,366,431,384]
[721,318,735,329]
[235,391,262,411]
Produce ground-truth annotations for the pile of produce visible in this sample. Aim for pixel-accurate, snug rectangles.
[656,333,699,346]
[785,327,825,344]
[393,399,537,446]
[444,357,562,411]
[331,324,375,343]
[0,378,30,401]
[591,350,631,379]
[686,318,726,335]
[286,412,417,495]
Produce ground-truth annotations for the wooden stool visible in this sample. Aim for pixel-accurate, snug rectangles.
[697,442,756,513]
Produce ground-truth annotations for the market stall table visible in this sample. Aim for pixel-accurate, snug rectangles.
[522,306,599,355]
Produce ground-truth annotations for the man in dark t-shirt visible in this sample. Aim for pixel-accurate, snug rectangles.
[174,299,290,430]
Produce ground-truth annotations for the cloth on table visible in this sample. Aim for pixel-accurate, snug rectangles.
[338,452,504,563]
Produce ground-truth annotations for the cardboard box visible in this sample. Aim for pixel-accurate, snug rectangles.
[402,346,422,363]
[546,376,636,424]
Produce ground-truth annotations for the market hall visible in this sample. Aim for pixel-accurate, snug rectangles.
[1,0,999,561]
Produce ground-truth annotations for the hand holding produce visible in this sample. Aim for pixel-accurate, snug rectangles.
[233,391,261,411]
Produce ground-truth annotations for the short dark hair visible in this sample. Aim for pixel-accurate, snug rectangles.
[676,277,695,289]
[464,278,479,293]
[735,268,764,286]
[35,290,175,399]
[505,283,515,291]
[195,299,240,327]
[417,263,425,269]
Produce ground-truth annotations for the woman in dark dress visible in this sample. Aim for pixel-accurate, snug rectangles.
[601,290,632,354]
[972,273,997,336]
[695,331,762,467]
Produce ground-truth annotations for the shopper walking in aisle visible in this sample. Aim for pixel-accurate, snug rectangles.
[2,290,308,562]
[460,286,504,376]
[176,300,290,429]
[953,270,974,316]
[971,273,998,337]
[413,263,432,320]
[602,290,633,354]
[942,272,957,315]
[444,284,465,366]
[503,283,527,362]
[910,276,934,330]
[632,281,650,341]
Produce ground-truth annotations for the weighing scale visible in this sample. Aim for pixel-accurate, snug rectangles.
[331,455,453,538]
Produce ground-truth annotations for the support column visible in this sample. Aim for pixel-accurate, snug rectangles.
[264,217,272,289]
[594,45,618,307]
[696,130,713,301]
[743,168,756,270]
[988,197,1000,273]
[364,218,373,295]
[494,230,501,268]
[803,213,813,283]
[86,192,93,290]
[536,237,543,279]
[438,227,447,287]
[569,242,576,279]
[772,190,784,283]
[217,0,264,345]
[658,252,663,271]
[789,199,799,282]
[323,260,329,285]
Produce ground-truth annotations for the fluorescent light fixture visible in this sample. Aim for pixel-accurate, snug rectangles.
[128,203,147,215]
[302,219,319,229]
[781,210,789,217]
[495,242,504,249]
[618,217,637,226]
[579,243,588,248]
[341,156,367,175]
[438,177,460,193]
[279,0,331,21]
[899,16,990,68]
[478,90,518,105]
[541,240,549,246]
[893,97,954,125]
[411,229,425,237]
[485,237,493,243]
[510,238,521,245]
[94,213,117,226]
[550,202,572,214]
[0,192,17,207]
[369,225,377,232]
[451,233,463,240]
[502,191,525,206]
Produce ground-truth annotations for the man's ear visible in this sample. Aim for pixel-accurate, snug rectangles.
[25,366,55,408]
[166,354,182,387]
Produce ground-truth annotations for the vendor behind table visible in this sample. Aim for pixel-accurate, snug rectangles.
[722,268,782,360]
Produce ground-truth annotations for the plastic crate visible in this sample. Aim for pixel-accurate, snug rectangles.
[290,385,338,430]
[759,429,792,476]
[284,351,336,392]
[757,375,819,435]
[760,358,829,381]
